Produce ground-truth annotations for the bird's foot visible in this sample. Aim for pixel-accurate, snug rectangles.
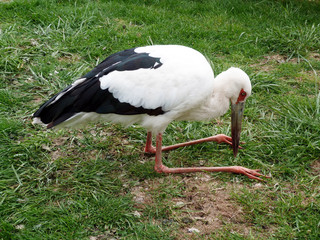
[144,145,156,154]
[214,134,244,149]
[154,164,170,173]
[226,166,270,181]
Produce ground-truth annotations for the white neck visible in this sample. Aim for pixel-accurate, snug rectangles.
[177,91,229,121]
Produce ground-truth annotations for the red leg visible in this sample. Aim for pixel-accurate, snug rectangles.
[144,132,156,154]
[144,132,240,154]
[161,134,242,151]
[153,133,269,181]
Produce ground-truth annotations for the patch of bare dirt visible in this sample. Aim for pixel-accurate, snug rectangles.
[309,52,320,60]
[131,185,154,207]
[89,233,118,240]
[172,176,256,238]
[131,174,270,238]
[250,54,301,72]
[32,97,45,104]
[58,54,81,64]
[252,52,320,74]
[113,18,143,33]
[310,159,320,176]
[267,54,300,64]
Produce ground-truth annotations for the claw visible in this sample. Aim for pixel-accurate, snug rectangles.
[214,134,244,149]
[234,167,270,181]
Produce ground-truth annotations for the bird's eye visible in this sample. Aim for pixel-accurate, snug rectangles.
[241,91,246,96]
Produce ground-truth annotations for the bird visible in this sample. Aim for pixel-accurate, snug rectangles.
[33,44,269,181]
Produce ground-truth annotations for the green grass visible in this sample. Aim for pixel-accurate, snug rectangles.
[1,0,320,239]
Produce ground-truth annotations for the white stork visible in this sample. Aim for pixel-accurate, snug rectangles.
[33,45,269,181]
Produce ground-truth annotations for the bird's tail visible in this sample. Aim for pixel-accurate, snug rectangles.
[32,77,98,128]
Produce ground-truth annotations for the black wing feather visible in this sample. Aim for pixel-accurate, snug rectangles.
[33,47,164,128]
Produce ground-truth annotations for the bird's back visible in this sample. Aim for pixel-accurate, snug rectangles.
[33,45,214,130]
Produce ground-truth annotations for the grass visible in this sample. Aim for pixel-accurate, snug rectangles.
[1,0,320,239]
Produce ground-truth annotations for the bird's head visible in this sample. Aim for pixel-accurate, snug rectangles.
[215,67,251,157]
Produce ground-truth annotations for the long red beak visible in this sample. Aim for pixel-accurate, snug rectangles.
[231,101,245,157]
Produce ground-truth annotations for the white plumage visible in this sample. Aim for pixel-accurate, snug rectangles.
[100,46,213,109]
[33,45,268,181]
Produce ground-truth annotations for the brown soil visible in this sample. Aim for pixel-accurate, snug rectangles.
[131,174,270,238]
